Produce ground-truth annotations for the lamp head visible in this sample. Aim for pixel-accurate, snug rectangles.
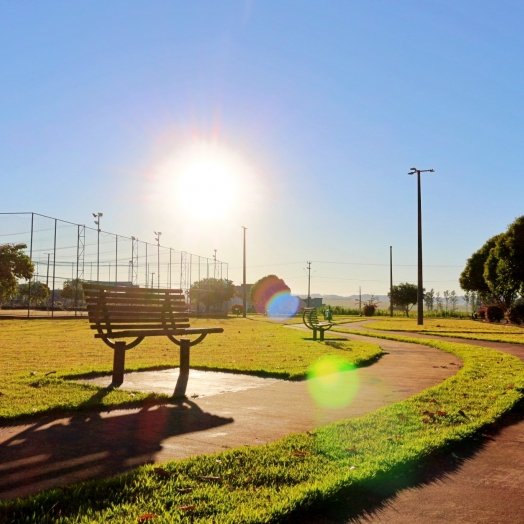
[92,213,97,217]
[98,213,103,217]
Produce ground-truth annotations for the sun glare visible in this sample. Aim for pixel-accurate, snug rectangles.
[162,142,248,220]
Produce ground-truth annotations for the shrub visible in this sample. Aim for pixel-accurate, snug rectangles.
[362,304,376,316]
[506,303,524,324]
[486,305,504,322]
[231,304,244,316]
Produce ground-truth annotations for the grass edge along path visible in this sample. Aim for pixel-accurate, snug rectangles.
[2,334,524,523]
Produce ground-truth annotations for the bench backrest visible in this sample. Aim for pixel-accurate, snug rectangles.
[84,284,189,336]
[302,307,320,329]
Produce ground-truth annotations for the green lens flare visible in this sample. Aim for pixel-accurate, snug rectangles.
[307,355,359,409]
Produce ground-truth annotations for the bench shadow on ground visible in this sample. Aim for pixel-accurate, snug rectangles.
[288,400,524,524]
[0,387,233,500]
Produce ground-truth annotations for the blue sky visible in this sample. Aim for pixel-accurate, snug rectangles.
[2,1,524,296]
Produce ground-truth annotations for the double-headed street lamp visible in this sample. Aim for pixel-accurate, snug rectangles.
[408,167,435,326]
[154,231,161,288]
[92,212,103,282]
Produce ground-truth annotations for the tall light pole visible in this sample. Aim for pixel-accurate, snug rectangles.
[44,253,51,287]
[390,246,393,317]
[154,231,161,288]
[242,227,247,318]
[408,167,434,326]
[92,212,103,282]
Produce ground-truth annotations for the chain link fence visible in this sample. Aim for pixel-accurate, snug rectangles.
[0,212,229,317]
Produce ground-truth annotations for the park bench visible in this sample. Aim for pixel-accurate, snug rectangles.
[302,307,333,341]
[84,284,223,389]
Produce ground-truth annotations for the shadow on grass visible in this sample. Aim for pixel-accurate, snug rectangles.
[285,399,524,523]
[0,390,234,501]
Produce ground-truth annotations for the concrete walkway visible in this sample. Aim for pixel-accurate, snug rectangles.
[0,330,458,501]
[318,320,524,524]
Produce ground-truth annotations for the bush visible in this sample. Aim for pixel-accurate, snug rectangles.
[362,304,376,316]
[486,305,504,322]
[506,303,524,324]
[231,304,244,316]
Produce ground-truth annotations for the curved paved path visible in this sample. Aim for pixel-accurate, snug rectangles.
[311,320,524,524]
[0,329,458,501]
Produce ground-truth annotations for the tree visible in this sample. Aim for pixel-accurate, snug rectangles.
[17,282,50,306]
[435,291,443,313]
[0,243,34,303]
[463,291,471,314]
[250,275,291,314]
[459,234,502,298]
[61,278,85,308]
[424,288,435,311]
[449,290,458,313]
[388,283,418,317]
[189,278,235,312]
[483,239,520,311]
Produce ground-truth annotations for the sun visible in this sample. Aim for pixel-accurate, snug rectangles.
[168,142,244,220]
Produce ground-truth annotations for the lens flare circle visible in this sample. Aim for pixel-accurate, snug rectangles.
[267,292,300,319]
[307,355,359,409]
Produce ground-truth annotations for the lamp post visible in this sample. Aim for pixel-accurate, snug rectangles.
[408,167,434,326]
[242,227,247,318]
[92,212,103,282]
[44,253,51,287]
[154,231,161,288]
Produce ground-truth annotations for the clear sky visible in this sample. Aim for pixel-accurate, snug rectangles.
[2,1,524,296]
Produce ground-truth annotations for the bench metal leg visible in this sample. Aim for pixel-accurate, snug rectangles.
[313,328,317,341]
[319,330,325,341]
[174,339,190,396]
[112,341,126,386]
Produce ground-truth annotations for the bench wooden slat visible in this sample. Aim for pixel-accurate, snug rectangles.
[94,327,223,339]
[88,314,189,322]
[87,305,187,314]
[84,284,184,294]
[84,294,185,302]
[90,323,191,330]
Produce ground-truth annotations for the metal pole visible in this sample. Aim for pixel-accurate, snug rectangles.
[408,167,434,325]
[46,253,50,287]
[417,171,423,324]
[307,261,311,307]
[242,226,247,317]
[359,286,361,315]
[75,225,79,316]
[51,219,57,317]
[145,243,148,287]
[97,220,100,283]
[115,235,118,284]
[390,246,393,317]
[27,213,34,318]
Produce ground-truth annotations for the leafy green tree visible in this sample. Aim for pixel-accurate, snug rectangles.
[459,234,503,299]
[18,282,50,306]
[61,278,85,308]
[189,278,235,311]
[388,283,419,317]
[0,243,34,303]
[483,238,520,312]
[250,275,291,314]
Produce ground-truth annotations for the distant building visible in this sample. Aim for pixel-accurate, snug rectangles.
[298,296,323,308]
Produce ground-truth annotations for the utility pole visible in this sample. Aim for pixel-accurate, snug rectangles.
[408,167,435,326]
[242,227,247,318]
[154,231,161,288]
[306,261,312,307]
[151,272,155,289]
[390,246,393,317]
[92,212,103,282]
[359,286,362,315]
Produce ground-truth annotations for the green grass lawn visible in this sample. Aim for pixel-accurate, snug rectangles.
[0,317,382,420]
[2,332,524,523]
[361,317,524,345]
